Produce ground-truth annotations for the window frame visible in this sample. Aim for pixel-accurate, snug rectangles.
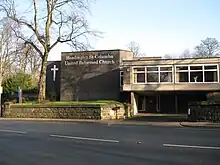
[158,66,174,84]
[132,65,174,84]
[175,64,219,83]
[133,66,146,84]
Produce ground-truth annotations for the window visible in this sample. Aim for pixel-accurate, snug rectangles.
[175,66,189,82]
[147,67,158,72]
[146,66,159,83]
[205,71,218,82]
[133,66,174,84]
[159,66,173,82]
[133,67,146,83]
[204,65,218,82]
[190,71,203,82]
[147,72,159,82]
[189,65,203,82]
[120,71,124,86]
[175,64,219,83]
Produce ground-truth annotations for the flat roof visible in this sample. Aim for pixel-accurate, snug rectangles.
[61,49,132,54]
[122,56,220,66]
[123,56,220,62]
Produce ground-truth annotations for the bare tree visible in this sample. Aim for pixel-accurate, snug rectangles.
[194,37,220,57]
[127,41,141,57]
[17,43,41,82]
[0,17,20,83]
[163,54,173,59]
[25,44,41,84]
[0,19,40,80]
[0,0,100,102]
[179,49,191,58]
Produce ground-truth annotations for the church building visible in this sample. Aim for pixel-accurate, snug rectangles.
[46,49,220,115]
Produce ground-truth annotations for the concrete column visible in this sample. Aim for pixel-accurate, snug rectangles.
[131,92,138,115]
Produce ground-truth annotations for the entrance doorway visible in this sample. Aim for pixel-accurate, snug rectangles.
[137,95,145,112]
[137,95,160,113]
[145,96,158,113]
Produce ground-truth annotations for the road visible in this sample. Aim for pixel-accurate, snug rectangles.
[0,120,219,165]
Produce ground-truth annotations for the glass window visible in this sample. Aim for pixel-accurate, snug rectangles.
[190,71,203,82]
[160,67,172,71]
[176,72,189,82]
[176,66,188,71]
[175,64,219,83]
[159,66,173,83]
[134,73,145,83]
[160,72,172,82]
[204,65,217,70]
[147,67,158,71]
[133,67,146,83]
[204,71,218,82]
[147,72,159,82]
[190,66,202,70]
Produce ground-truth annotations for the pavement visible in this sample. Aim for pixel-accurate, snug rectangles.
[1,117,220,128]
[0,120,219,165]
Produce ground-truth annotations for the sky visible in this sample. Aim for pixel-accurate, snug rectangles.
[17,0,220,61]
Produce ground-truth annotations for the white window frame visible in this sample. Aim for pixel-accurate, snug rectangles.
[175,64,219,84]
[203,64,219,83]
[146,66,159,84]
[175,65,189,84]
[158,66,174,84]
[132,65,174,84]
[132,66,146,84]
[189,64,203,83]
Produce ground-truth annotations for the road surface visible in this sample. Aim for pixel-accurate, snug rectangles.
[0,120,219,165]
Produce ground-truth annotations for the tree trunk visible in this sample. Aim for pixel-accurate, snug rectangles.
[37,52,48,103]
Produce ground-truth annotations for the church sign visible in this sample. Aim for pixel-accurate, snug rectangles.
[63,51,117,66]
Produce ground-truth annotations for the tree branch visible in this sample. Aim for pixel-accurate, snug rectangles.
[8,24,43,58]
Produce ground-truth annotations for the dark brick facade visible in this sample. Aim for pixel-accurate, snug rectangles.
[61,50,120,101]
[46,50,133,101]
[46,61,61,101]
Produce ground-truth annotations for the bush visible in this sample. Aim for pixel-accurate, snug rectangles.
[2,72,38,103]
[2,72,36,94]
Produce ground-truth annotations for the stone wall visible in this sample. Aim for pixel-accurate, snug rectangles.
[2,102,130,120]
[188,102,220,122]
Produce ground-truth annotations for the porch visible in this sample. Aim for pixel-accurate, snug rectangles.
[131,91,209,115]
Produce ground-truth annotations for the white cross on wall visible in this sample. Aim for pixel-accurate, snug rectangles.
[51,65,59,81]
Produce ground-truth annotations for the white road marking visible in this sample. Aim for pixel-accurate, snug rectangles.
[163,143,220,150]
[176,127,220,131]
[50,134,119,143]
[0,129,27,134]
